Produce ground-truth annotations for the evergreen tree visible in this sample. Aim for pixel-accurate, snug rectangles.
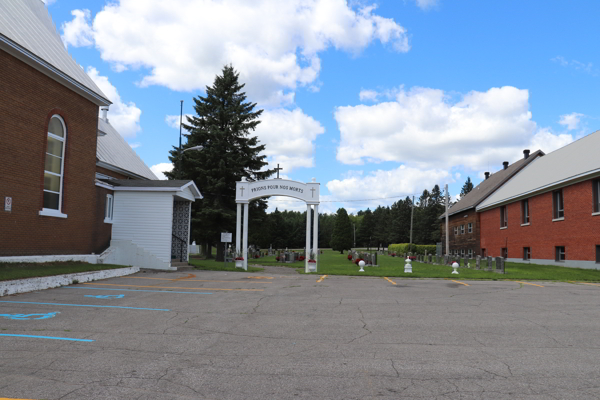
[356,209,375,248]
[460,177,474,197]
[330,208,353,253]
[165,65,274,261]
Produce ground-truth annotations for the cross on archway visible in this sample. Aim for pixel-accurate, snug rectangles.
[274,164,283,179]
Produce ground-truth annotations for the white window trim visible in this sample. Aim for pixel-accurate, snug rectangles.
[104,194,114,224]
[468,223,472,233]
[521,223,530,226]
[592,212,600,216]
[42,115,66,216]
[552,217,565,222]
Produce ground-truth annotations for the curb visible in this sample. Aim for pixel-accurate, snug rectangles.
[0,267,139,297]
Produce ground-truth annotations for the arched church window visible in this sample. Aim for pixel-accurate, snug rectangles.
[41,115,67,217]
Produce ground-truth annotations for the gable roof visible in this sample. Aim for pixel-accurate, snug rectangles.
[440,150,544,218]
[477,131,600,211]
[0,0,110,106]
[106,179,203,200]
[97,118,157,180]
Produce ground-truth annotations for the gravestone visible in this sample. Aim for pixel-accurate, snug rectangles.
[476,255,481,270]
[486,256,493,272]
[372,253,378,266]
[496,257,505,274]
[462,257,466,267]
[428,255,432,263]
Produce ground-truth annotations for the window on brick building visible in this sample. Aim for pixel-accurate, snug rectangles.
[523,247,530,260]
[594,180,600,213]
[502,247,508,259]
[461,249,465,256]
[454,226,458,235]
[500,206,507,228]
[468,249,473,258]
[522,199,529,224]
[596,245,599,264]
[41,115,67,217]
[104,194,114,223]
[555,246,565,262]
[481,248,487,257]
[468,223,472,233]
[553,190,564,219]
[461,225,465,234]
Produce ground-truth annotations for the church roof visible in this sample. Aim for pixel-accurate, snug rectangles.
[0,0,110,105]
[106,179,203,199]
[440,150,544,218]
[477,131,600,211]
[97,118,157,180]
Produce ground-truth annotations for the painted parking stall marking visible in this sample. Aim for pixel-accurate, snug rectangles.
[0,334,94,342]
[451,280,470,287]
[63,287,213,295]
[383,277,397,285]
[0,301,170,311]
[84,283,264,292]
[515,281,544,287]
[84,294,125,299]
[125,276,272,284]
[317,275,327,283]
[0,312,59,320]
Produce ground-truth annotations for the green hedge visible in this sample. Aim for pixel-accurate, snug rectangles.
[388,243,436,255]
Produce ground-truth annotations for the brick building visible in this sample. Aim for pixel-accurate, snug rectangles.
[440,150,543,257]
[477,131,600,269]
[0,0,201,269]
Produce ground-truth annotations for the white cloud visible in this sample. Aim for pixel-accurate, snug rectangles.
[335,85,572,172]
[87,67,142,138]
[165,114,194,129]
[414,0,439,10]
[129,142,141,149]
[529,128,573,154]
[324,165,450,211]
[64,1,409,106]
[552,56,599,76]
[42,0,57,6]
[558,112,584,131]
[359,89,379,102]
[61,9,93,48]
[255,108,325,172]
[150,163,173,180]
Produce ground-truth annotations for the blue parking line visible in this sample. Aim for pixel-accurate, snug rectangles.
[0,301,169,311]
[0,334,94,342]
[63,286,213,295]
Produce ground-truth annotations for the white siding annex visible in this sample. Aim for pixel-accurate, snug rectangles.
[111,192,174,266]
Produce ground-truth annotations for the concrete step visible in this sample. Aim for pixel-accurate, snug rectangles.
[171,261,190,267]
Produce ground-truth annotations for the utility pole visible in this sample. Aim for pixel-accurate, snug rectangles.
[178,100,183,179]
[353,223,356,250]
[409,195,415,245]
[445,184,449,256]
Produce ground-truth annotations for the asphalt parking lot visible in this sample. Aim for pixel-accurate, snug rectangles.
[1,269,600,399]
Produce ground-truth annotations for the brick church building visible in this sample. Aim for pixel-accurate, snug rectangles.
[0,0,201,270]
[477,131,600,269]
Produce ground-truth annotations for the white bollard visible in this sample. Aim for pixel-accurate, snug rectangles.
[404,258,412,273]
[451,261,459,274]
[358,260,365,272]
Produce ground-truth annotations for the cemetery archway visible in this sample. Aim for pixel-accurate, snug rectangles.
[235,177,320,272]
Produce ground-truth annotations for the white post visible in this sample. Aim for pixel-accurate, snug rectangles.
[243,202,249,271]
[305,204,311,273]
[312,204,318,270]
[236,203,241,255]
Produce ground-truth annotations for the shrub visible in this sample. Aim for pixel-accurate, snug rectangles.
[388,243,436,256]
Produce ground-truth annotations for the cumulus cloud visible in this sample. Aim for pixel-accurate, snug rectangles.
[414,0,439,10]
[129,142,141,149]
[325,165,450,210]
[87,67,142,138]
[335,85,573,172]
[558,112,584,131]
[61,9,93,48]
[165,114,194,129]
[529,128,573,154]
[150,163,173,180]
[42,0,57,6]
[63,0,409,106]
[255,108,325,172]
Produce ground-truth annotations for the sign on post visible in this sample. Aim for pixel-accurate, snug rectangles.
[221,232,232,243]
[4,197,12,212]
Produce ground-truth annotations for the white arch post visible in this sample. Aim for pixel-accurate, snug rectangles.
[235,177,320,272]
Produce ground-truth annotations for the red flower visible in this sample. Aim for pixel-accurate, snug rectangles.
[308,259,316,263]
[354,258,364,265]
[235,257,244,261]
[348,254,352,260]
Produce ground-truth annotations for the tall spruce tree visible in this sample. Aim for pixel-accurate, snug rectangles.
[330,208,353,253]
[460,177,474,197]
[165,65,274,261]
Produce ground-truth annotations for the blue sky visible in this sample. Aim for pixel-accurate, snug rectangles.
[45,0,599,214]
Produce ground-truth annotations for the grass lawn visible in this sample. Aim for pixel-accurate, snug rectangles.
[189,257,264,273]
[302,250,600,282]
[0,262,129,281]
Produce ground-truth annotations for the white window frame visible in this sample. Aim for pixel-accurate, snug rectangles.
[39,115,67,218]
[104,194,114,223]
[468,223,472,233]
[461,225,465,234]
[460,249,465,256]
[454,226,458,235]
[468,249,473,258]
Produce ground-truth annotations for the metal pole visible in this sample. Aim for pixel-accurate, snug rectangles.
[178,100,183,179]
[445,184,449,256]
[353,223,356,249]
[409,195,415,245]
